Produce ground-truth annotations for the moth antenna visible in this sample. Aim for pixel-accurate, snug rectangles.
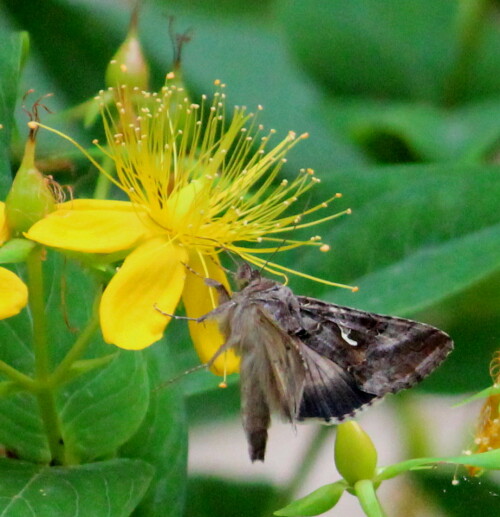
[256,192,315,279]
[153,303,201,321]
[153,362,209,391]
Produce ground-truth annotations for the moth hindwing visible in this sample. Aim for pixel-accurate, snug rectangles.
[201,264,453,462]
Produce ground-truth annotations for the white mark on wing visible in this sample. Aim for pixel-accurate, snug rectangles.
[340,327,358,346]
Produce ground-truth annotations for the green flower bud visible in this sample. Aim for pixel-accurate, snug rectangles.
[105,10,149,90]
[5,130,56,236]
[334,421,378,486]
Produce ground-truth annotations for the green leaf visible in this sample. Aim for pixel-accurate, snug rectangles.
[288,163,500,394]
[149,0,274,19]
[320,97,500,163]
[278,0,458,102]
[138,5,368,172]
[2,0,124,104]
[186,476,279,517]
[0,254,150,463]
[331,221,500,317]
[299,164,500,294]
[186,381,241,424]
[60,351,149,463]
[0,457,154,517]
[0,238,36,264]
[454,384,500,407]
[377,449,500,482]
[0,29,27,197]
[274,482,346,516]
[120,343,188,517]
[413,468,500,517]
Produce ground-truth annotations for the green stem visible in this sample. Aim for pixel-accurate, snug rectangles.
[27,248,64,464]
[354,480,388,517]
[51,306,100,386]
[443,0,490,106]
[93,153,115,199]
[0,359,35,390]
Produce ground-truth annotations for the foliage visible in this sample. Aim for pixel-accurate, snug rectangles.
[0,0,499,516]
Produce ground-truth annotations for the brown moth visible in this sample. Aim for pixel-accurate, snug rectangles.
[186,264,453,462]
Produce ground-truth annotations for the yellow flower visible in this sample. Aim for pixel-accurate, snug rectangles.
[467,351,500,476]
[27,78,347,375]
[0,202,28,319]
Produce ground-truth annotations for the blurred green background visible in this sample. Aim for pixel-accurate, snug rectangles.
[0,0,499,516]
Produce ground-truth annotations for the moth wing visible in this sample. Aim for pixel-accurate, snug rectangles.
[297,343,377,422]
[297,297,453,397]
[245,304,306,422]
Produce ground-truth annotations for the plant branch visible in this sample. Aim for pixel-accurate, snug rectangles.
[27,247,65,464]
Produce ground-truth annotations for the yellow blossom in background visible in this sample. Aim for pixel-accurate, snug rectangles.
[0,202,28,319]
[468,352,500,476]
[27,77,348,375]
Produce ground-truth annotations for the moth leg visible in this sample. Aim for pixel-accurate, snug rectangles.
[204,278,231,304]
[154,298,235,323]
[206,334,241,369]
[153,304,204,322]
[180,261,232,304]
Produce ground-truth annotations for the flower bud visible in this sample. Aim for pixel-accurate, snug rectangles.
[105,11,149,90]
[334,421,378,486]
[5,131,56,236]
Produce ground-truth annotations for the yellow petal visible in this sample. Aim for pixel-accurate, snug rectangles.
[57,199,136,211]
[183,251,240,376]
[26,201,150,253]
[100,237,188,350]
[0,202,9,245]
[0,267,28,319]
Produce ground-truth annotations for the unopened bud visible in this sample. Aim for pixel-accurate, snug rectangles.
[105,11,149,90]
[334,421,378,486]
[5,134,56,235]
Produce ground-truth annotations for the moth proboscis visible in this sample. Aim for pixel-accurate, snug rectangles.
[164,264,454,462]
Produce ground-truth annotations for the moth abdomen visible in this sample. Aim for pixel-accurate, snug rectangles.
[247,429,268,462]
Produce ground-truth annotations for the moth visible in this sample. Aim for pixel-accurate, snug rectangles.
[183,264,453,462]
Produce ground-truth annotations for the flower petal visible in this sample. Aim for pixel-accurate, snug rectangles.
[0,202,9,245]
[183,252,240,376]
[58,199,136,211]
[26,200,149,253]
[0,267,28,319]
[101,237,188,350]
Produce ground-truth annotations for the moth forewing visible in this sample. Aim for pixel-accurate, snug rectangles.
[203,266,454,462]
[213,289,306,461]
[295,297,454,397]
